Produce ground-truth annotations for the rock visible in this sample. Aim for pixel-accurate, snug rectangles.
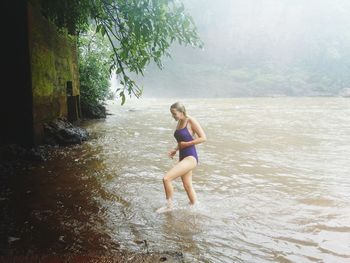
[27,147,48,161]
[43,118,89,146]
[0,144,49,162]
[81,102,107,119]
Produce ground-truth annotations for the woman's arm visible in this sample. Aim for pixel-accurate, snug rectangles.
[179,117,207,149]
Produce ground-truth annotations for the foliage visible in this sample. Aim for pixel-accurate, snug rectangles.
[42,0,203,104]
[41,0,92,34]
[78,28,112,107]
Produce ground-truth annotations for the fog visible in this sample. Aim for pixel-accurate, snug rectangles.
[130,0,350,97]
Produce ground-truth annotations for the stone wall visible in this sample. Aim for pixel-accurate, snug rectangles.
[27,1,80,144]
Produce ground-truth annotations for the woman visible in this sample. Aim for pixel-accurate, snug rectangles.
[157,102,207,213]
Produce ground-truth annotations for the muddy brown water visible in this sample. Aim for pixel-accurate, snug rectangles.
[1,98,350,262]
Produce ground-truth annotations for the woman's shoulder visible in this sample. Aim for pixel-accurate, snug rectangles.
[187,116,197,123]
[187,116,199,127]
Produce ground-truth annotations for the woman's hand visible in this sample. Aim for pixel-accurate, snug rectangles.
[168,149,177,159]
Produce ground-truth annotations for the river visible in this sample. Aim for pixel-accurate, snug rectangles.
[6,98,350,262]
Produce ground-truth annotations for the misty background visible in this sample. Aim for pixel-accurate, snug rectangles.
[116,0,350,97]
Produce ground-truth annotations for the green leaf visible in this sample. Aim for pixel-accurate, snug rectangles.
[120,92,126,105]
[96,24,102,33]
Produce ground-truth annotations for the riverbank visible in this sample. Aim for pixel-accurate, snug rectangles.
[0,130,184,262]
[0,253,182,262]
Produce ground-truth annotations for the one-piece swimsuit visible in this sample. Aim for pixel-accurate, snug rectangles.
[174,120,198,163]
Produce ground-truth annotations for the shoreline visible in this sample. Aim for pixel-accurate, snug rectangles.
[0,252,184,262]
[0,142,184,263]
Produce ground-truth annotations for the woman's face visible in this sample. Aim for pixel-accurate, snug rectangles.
[170,108,183,121]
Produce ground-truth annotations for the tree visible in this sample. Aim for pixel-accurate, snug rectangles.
[42,0,203,104]
[78,27,112,107]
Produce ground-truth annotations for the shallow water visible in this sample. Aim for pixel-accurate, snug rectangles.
[6,98,350,262]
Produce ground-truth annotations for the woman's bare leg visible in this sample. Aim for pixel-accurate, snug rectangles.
[163,157,197,202]
[181,170,197,204]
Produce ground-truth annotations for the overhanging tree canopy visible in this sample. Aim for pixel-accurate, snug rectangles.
[42,0,203,104]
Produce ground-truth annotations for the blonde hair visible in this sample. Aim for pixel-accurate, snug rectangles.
[170,102,187,117]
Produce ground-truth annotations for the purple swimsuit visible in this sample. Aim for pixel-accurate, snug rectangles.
[174,120,198,163]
